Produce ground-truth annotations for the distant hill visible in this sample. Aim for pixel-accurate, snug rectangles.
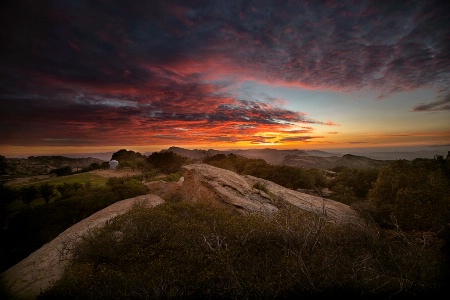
[282,153,391,170]
[0,156,105,178]
[161,147,340,165]
[348,150,450,160]
[160,147,389,170]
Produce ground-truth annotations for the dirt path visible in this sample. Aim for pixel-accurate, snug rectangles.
[5,169,143,187]
[4,175,51,186]
[90,169,143,178]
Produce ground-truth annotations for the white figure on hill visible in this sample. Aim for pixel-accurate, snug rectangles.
[109,160,119,170]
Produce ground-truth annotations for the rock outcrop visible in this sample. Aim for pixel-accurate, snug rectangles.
[181,164,362,224]
[243,175,362,225]
[182,164,278,213]
[1,194,164,300]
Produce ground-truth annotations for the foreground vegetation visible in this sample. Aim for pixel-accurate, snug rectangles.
[39,201,446,299]
[1,149,449,299]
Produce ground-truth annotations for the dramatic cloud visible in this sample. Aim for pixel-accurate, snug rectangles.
[0,0,449,150]
[412,96,450,111]
[279,136,324,143]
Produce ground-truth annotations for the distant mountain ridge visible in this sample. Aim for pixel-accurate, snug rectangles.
[160,147,340,165]
[282,153,391,170]
[347,150,450,160]
[160,147,390,169]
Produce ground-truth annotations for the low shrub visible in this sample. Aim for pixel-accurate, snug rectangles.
[39,202,447,299]
[252,181,269,193]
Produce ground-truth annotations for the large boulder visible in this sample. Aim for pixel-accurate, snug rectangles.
[181,164,278,214]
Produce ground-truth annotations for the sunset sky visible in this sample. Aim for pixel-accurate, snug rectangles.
[1,0,449,157]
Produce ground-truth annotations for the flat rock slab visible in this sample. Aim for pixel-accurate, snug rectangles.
[1,194,164,300]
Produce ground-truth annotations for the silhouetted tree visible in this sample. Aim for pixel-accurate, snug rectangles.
[147,151,189,174]
[20,185,40,206]
[111,149,146,171]
[0,155,7,175]
[50,166,72,176]
[39,183,55,204]
[1,184,19,224]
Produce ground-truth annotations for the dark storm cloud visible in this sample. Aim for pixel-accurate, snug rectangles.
[279,136,323,142]
[1,0,449,147]
[2,0,449,95]
[210,100,312,125]
[412,95,450,111]
[198,0,450,103]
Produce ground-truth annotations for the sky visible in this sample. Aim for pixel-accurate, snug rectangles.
[1,0,449,157]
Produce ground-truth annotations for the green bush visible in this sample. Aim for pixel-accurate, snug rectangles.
[328,167,379,205]
[38,183,56,204]
[147,151,190,174]
[253,181,269,193]
[39,202,447,299]
[49,166,73,176]
[163,172,182,182]
[365,159,450,233]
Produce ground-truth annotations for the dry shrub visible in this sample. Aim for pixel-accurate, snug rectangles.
[39,202,446,299]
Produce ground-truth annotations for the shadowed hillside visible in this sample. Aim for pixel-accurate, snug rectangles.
[0,156,105,179]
